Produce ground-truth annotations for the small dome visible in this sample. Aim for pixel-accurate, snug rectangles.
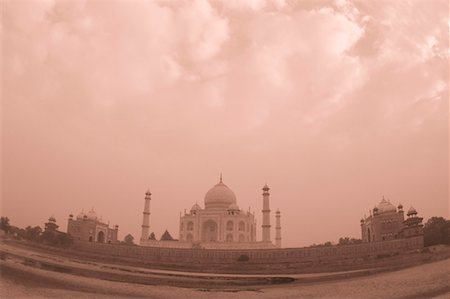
[86,209,97,220]
[398,203,403,210]
[407,206,417,216]
[191,203,202,211]
[204,179,237,210]
[48,216,56,222]
[228,203,239,211]
[76,210,86,220]
[377,197,396,213]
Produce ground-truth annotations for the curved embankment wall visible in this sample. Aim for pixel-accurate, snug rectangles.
[73,236,423,265]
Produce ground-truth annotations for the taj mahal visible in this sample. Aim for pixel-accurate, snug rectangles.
[139,176,281,249]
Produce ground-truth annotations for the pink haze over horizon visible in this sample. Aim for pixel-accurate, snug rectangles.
[1,0,449,247]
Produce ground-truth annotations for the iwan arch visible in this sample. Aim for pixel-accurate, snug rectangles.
[140,176,281,249]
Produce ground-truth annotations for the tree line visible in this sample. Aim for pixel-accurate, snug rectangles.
[1,216,449,248]
[0,216,73,246]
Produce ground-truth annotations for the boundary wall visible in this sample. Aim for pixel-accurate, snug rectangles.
[140,239,276,249]
[73,236,423,264]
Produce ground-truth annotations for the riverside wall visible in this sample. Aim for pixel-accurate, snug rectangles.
[73,235,423,265]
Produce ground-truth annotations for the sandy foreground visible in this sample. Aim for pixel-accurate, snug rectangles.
[1,242,449,299]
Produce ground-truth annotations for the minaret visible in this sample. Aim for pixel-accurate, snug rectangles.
[140,189,151,242]
[275,209,281,248]
[262,184,271,243]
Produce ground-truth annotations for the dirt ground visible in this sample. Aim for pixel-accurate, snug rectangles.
[1,241,449,298]
[1,251,449,299]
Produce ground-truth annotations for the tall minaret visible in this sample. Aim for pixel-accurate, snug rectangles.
[140,189,151,242]
[262,184,271,243]
[275,209,281,248]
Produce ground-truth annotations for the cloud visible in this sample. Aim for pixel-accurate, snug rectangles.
[2,0,448,246]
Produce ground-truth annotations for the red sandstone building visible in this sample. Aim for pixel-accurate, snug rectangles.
[67,209,119,243]
[361,197,423,242]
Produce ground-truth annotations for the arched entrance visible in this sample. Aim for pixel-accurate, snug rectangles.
[201,220,218,242]
[186,233,193,242]
[97,231,105,243]
[226,233,233,242]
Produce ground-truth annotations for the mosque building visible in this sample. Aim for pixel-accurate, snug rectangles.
[140,176,281,249]
[360,197,423,243]
[67,208,119,243]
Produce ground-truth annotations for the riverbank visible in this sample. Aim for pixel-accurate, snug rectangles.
[1,245,449,298]
[2,238,448,275]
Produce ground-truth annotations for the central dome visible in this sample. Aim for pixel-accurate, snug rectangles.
[377,197,397,213]
[204,179,237,210]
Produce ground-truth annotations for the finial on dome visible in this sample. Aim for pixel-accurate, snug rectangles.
[220,172,223,183]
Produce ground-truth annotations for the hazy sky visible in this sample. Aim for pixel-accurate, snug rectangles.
[1,0,448,247]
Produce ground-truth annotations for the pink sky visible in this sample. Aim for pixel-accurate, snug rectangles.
[1,0,448,247]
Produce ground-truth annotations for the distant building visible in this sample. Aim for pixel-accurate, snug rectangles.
[140,175,282,249]
[42,216,70,245]
[360,197,423,242]
[67,208,119,243]
[400,206,424,239]
[44,216,59,232]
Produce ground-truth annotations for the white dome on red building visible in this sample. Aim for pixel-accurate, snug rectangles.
[376,197,397,213]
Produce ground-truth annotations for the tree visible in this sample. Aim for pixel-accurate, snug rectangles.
[11,227,26,239]
[124,234,134,245]
[0,217,11,234]
[338,237,362,245]
[424,217,450,246]
[160,230,174,241]
[41,230,56,244]
[25,226,42,241]
[309,241,333,247]
[54,233,73,246]
[338,237,350,245]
